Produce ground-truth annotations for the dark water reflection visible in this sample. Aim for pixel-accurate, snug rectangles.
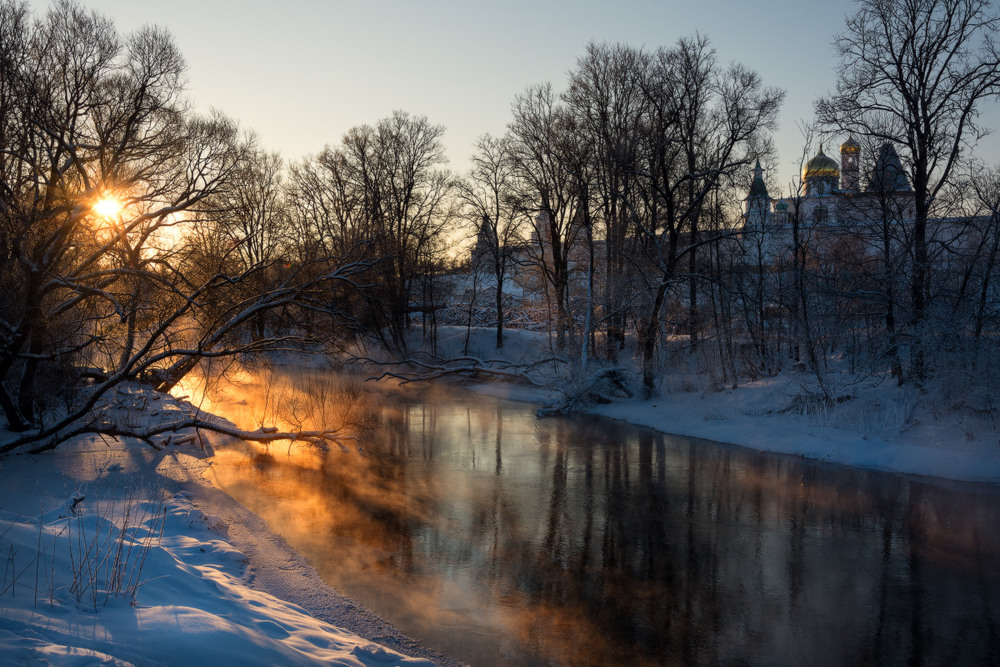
[202,370,1000,666]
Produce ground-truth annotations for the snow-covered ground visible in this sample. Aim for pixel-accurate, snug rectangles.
[583,376,1000,485]
[0,389,454,666]
[2,325,997,665]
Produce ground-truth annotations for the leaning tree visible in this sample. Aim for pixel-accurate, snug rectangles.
[0,1,373,454]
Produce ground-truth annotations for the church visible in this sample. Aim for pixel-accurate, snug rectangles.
[743,138,916,233]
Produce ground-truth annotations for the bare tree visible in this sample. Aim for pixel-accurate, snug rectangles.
[286,151,368,261]
[306,111,456,351]
[0,1,374,453]
[508,84,586,353]
[0,0,197,429]
[203,147,289,341]
[458,134,527,350]
[817,0,1000,381]
[633,35,783,395]
[938,164,1000,351]
[564,42,649,361]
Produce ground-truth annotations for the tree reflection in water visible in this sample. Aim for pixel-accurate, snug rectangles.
[200,367,1000,666]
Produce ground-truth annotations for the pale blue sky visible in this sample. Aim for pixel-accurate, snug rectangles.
[29,0,1000,194]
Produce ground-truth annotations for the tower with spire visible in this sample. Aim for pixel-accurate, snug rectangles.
[472,214,495,271]
[743,160,772,230]
[866,143,910,194]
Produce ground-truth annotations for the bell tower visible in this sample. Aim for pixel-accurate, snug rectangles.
[840,135,861,193]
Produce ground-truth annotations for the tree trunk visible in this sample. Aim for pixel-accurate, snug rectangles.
[882,223,904,383]
[495,280,504,350]
[640,278,670,397]
[909,176,930,383]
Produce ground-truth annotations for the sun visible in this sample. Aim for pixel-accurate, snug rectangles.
[93,196,123,219]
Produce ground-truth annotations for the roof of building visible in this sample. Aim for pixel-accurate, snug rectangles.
[748,160,769,199]
[802,146,840,180]
[866,143,911,193]
[840,135,861,154]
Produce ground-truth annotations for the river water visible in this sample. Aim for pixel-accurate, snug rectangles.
[190,366,1000,666]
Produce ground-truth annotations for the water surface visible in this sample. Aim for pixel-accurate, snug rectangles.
[195,368,1000,666]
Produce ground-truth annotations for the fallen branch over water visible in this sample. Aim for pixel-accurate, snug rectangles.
[353,353,568,387]
[537,367,636,416]
[18,417,360,455]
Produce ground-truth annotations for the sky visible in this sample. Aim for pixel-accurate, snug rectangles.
[26,0,1000,195]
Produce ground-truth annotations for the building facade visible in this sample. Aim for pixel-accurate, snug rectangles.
[743,138,917,233]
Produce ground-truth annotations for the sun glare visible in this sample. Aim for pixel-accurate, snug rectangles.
[93,196,123,219]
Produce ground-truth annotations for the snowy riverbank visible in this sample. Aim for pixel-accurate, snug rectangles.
[0,392,457,666]
[587,383,1000,486]
[2,346,998,665]
[425,325,1000,486]
[472,370,1000,486]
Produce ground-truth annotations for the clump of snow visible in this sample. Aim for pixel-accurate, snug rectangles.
[185,507,229,535]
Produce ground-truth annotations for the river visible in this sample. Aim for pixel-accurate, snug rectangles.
[185,365,1000,666]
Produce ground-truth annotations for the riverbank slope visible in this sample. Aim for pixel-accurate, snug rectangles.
[0,387,459,665]
[468,372,1000,485]
[429,326,1000,485]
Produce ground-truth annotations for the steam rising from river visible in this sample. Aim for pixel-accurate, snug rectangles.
[181,364,1000,666]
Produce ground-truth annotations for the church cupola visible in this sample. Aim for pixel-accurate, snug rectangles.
[840,135,861,193]
[802,145,840,196]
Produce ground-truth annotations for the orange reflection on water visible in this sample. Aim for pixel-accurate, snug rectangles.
[173,362,378,445]
[191,366,1000,666]
[205,428,508,661]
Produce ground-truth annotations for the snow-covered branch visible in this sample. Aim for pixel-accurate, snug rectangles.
[13,415,359,456]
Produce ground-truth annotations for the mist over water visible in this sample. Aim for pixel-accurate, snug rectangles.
[197,366,1000,666]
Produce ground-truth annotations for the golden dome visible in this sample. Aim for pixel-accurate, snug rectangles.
[840,135,861,154]
[802,146,840,180]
